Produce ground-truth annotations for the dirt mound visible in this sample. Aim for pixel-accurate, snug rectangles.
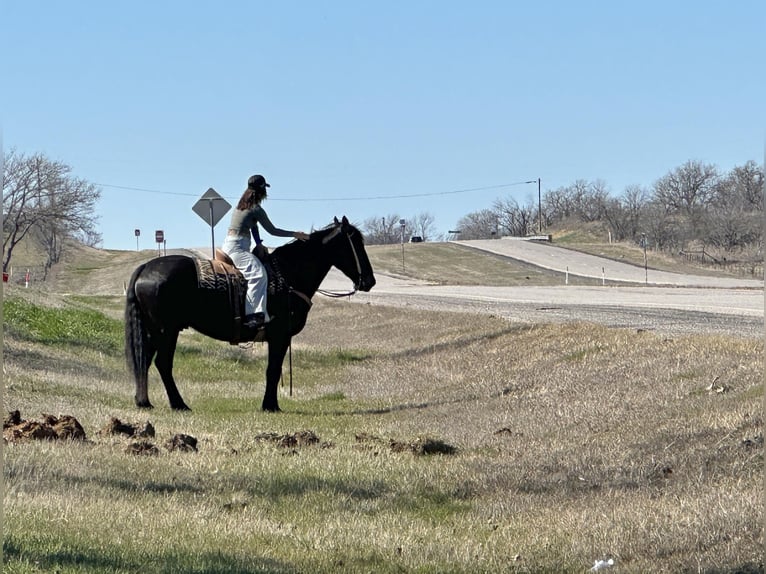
[99,419,197,456]
[165,433,198,452]
[356,432,457,456]
[3,412,196,456]
[254,430,331,449]
[126,440,160,456]
[98,417,155,438]
[4,411,87,443]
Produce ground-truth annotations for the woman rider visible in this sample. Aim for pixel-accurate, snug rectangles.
[222,174,309,330]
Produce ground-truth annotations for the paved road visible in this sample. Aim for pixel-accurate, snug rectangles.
[319,240,764,338]
[458,238,764,288]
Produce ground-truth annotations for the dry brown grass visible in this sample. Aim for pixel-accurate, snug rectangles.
[3,244,763,573]
[292,299,765,571]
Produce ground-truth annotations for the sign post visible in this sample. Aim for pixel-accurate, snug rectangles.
[192,188,231,257]
[135,229,140,251]
[155,230,164,256]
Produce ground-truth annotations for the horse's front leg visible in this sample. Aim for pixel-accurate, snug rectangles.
[262,338,289,412]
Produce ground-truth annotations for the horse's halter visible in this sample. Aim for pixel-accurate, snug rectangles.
[318,224,362,298]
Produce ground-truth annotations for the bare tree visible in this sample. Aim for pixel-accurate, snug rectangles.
[361,213,406,244]
[542,179,609,224]
[715,160,764,212]
[3,150,101,273]
[602,185,649,242]
[653,160,719,217]
[409,212,436,241]
[455,209,498,239]
[492,197,535,236]
[702,161,764,250]
[641,202,684,252]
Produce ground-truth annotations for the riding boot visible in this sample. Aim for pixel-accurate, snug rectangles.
[240,313,267,341]
[243,312,267,329]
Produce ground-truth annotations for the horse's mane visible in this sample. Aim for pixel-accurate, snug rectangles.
[303,219,364,243]
[273,219,361,258]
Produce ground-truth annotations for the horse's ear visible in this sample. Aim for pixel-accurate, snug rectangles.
[334,216,340,225]
[341,216,349,226]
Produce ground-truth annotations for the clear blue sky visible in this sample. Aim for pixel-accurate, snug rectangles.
[2,1,764,251]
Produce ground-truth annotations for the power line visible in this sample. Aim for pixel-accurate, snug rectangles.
[95,183,197,197]
[96,180,537,202]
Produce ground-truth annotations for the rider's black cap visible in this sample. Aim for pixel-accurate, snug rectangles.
[247,175,270,189]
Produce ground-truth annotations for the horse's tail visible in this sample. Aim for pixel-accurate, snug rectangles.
[125,264,153,408]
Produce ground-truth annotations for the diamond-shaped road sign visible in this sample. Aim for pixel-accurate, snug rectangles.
[193,188,232,257]
[192,188,231,227]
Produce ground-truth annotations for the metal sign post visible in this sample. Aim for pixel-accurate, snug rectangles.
[155,230,164,256]
[192,188,231,257]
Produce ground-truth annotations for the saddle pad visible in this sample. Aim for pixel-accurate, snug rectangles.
[195,258,247,294]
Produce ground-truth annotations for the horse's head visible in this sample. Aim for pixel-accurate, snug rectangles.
[319,216,376,292]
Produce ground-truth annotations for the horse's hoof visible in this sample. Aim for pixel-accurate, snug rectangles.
[171,403,192,412]
[135,399,154,409]
[262,404,281,413]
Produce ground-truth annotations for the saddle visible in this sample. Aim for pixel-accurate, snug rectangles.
[192,250,280,345]
[194,249,312,345]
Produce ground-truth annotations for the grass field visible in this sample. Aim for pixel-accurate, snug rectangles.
[2,244,764,573]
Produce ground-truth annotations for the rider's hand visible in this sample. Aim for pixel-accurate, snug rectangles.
[255,243,269,259]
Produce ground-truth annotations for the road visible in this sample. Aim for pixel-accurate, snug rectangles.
[318,240,764,339]
[458,238,764,288]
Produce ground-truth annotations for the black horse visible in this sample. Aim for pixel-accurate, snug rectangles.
[124,216,375,412]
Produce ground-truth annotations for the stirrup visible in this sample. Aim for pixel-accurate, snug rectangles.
[243,312,267,329]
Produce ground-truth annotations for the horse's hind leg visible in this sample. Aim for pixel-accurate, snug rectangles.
[154,330,191,411]
[133,332,156,409]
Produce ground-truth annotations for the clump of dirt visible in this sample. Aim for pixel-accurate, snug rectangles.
[3,411,87,443]
[390,436,457,456]
[98,417,155,438]
[101,418,196,456]
[356,432,457,456]
[126,440,160,456]
[165,434,198,452]
[4,411,196,456]
[254,430,331,449]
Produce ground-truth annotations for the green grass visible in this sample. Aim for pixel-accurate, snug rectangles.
[3,297,123,353]
[3,264,763,573]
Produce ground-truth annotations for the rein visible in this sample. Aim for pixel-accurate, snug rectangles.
[284,222,365,396]
[316,227,362,299]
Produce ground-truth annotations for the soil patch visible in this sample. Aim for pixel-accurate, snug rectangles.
[98,417,155,438]
[165,433,198,452]
[4,411,87,443]
[254,430,332,449]
[356,432,457,456]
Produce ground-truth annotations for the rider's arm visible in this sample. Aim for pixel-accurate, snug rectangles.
[254,206,295,238]
[251,225,263,246]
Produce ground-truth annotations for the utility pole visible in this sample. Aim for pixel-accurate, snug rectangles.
[538,178,542,234]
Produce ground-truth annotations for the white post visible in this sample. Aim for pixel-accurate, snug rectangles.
[565,266,569,285]
[602,267,605,286]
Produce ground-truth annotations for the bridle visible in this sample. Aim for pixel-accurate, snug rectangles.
[316,224,363,299]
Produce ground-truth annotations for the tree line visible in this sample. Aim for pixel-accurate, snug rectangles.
[3,149,101,276]
[453,160,763,258]
[3,149,762,276]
